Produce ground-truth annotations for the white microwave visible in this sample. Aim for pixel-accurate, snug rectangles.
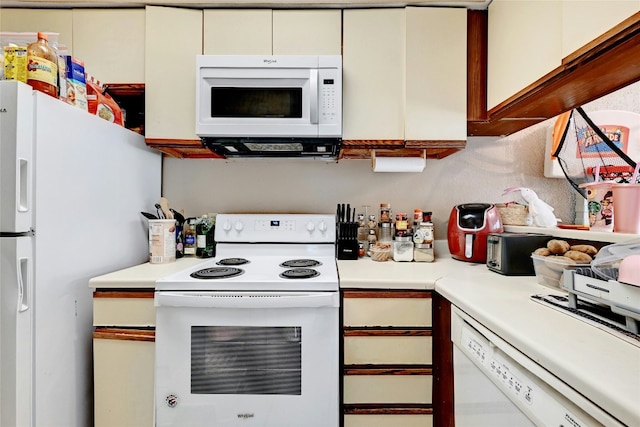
[196,55,342,158]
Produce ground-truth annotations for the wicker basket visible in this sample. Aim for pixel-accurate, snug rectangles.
[496,203,529,226]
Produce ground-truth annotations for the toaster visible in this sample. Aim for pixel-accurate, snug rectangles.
[486,233,552,276]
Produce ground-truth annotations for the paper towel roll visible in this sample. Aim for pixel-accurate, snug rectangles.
[372,156,426,173]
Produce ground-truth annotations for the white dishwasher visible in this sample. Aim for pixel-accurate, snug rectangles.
[451,306,623,427]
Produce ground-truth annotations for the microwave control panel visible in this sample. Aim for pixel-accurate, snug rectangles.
[319,72,340,126]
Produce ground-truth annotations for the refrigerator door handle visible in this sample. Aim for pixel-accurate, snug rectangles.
[18,158,30,212]
[17,257,30,312]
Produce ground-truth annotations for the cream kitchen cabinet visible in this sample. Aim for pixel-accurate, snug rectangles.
[92,291,155,427]
[561,0,640,57]
[342,289,434,427]
[203,9,341,56]
[342,7,466,144]
[72,9,145,83]
[342,8,405,140]
[0,8,73,52]
[487,0,562,110]
[145,5,202,141]
[487,0,640,111]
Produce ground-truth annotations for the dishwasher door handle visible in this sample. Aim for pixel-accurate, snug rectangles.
[155,291,339,309]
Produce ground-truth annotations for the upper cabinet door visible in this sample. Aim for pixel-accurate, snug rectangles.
[145,6,202,140]
[0,9,73,52]
[405,7,467,142]
[487,0,562,110]
[72,9,145,83]
[204,9,272,55]
[272,10,342,55]
[562,0,640,57]
[343,9,406,140]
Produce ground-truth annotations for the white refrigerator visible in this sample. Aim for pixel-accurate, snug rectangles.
[0,81,161,427]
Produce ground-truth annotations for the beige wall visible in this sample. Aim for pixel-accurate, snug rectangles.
[162,82,640,235]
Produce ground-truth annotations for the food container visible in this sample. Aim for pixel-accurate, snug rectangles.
[531,254,590,290]
[369,244,392,262]
[148,219,177,264]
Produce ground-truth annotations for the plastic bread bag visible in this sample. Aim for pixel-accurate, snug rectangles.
[591,238,640,281]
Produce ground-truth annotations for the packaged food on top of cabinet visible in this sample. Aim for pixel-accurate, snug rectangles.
[86,74,124,126]
[3,45,27,82]
[59,55,88,111]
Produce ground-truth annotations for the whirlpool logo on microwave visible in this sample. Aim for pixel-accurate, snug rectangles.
[237,413,255,419]
[263,58,277,64]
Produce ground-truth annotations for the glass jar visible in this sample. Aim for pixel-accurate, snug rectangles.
[414,243,435,262]
[378,222,393,242]
[393,236,413,262]
[379,203,392,223]
[395,212,408,231]
[413,209,423,228]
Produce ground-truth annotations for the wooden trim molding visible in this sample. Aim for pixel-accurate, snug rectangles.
[93,328,155,342]
[344,364,432,375]
[344,404,433,415]
[93,290,155,298]
[342,289,432,299]
[466,9,488,122]
[432,292,454,427]
[344,327,432,337]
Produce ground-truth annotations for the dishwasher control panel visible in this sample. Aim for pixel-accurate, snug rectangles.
[458,322,597,427]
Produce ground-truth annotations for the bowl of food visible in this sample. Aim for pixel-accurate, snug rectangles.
[369,242,392,262]
[531,239,597,290]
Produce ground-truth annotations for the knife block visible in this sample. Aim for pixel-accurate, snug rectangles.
[337,222,359,260]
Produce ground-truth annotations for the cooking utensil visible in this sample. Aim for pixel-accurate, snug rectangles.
[140,211,158,220]
[158,197,173,219]
[170,208,185,225]
[155,203,164,219]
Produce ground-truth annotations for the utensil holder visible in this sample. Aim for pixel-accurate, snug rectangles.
[337,222,359,260]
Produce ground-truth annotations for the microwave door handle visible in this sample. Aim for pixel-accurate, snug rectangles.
[310,69,318,124]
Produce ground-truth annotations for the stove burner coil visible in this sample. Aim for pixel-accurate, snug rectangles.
[190,267,245,279]
[279,268,320,279]
[216,258,250,266]
[280,259,322,268]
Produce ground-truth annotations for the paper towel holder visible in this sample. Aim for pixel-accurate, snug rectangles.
[371,149,426,173]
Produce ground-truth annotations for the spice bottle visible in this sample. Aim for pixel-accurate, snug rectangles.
[379,203,392,223]
[183,218,197,256]
[27,32,58,98]
[366,229,377,256]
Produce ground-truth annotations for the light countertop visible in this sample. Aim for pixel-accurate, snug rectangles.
[89,240,640,426]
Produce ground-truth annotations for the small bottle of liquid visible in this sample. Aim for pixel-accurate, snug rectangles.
[183,218,197,256]
[27,32,58,98]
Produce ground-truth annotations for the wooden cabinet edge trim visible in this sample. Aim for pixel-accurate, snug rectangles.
[344,327,432,337]
[343,404,433,415]
[342,289,432,298]
[344,364,433,375]
[93,290,155,298]
[93,328,155,342]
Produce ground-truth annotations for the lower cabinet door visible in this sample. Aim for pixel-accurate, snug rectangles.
[93,329,155,427]
[344,375,432,404]
[345,414,433,427]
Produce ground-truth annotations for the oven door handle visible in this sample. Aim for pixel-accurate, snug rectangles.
[155,291,339,309]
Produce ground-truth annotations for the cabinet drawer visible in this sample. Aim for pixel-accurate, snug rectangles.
[93,291,155,327]
[344,336,432,365]
[344,298,432,327]
[345,414,433,427]
[344,375,432,404]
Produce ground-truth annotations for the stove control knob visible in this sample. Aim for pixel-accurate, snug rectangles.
[318,221,328,233]
[306,221,316,232]
[234,221,244,232]
[223,221,232,232]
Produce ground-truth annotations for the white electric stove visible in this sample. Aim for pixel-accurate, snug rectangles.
[154,214,340,427]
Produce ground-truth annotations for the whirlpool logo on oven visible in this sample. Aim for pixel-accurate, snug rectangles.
[237,413,255,420]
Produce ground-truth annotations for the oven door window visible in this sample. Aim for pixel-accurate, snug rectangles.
[191,326,302,395]
[211,87,303,119]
